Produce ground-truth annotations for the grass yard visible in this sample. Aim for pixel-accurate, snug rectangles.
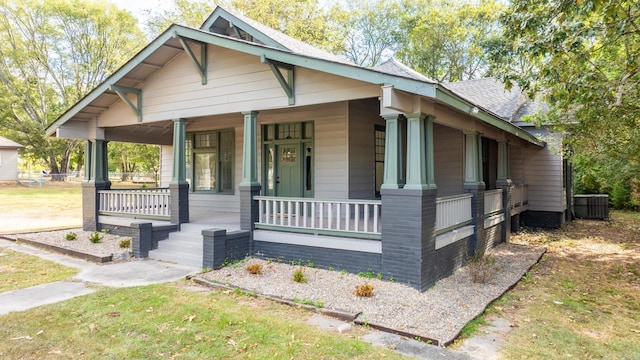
[485,211,640,359]
[0,248,78,292]
[0,184,82,233]
[0,283,407,359]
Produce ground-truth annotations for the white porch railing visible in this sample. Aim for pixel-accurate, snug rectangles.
[484,189,503,215]
[436,194,473,233]
[98,188,171,219]
[511,184,529,214]
[254,196,382,239]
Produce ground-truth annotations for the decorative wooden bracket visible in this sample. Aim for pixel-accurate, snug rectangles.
[176,35,207,85]
[261,55,295,105]
[109,85,142,122]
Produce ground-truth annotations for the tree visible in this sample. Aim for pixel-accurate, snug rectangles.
[108,142,160,185]
[396,0,505,82]
[334,0,402,67]
[0,0,145,179]
[491,0,640,207]
[144,0,215,37]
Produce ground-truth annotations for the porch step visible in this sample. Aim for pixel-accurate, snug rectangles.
[148,226,204,268]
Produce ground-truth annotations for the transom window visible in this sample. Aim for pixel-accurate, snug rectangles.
[185,129,234,194]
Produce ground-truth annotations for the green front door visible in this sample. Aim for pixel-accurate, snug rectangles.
[276,144,302,197]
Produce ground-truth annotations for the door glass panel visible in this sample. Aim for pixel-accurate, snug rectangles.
[195,152,217,191]
[266,146,275,192]
[281,147,297,162]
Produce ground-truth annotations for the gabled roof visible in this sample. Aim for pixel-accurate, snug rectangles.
[0,136,23,149]
[443,78,547,126]
[200,6,350,64]
[373,58,435,83]
[45,6,544,147]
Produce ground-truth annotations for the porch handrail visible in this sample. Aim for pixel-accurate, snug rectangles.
[254,196,382,239]
[436,193,473,233]
[511,184,529,209]
[484,189,503,215]
[98,188,171,219]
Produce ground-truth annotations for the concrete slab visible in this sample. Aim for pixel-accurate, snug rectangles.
[75,260,198,287]
[457,317,513,359]
[0,281,94,315]
[362,331,472,360]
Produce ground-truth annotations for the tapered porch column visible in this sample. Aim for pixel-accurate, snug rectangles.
[82,139,110,231]
[381,114,403,189]
[239,111,261,231]
[381,112,437,291]
[464,131,486,255]
[170,118,189,225]
[496,140,513,243]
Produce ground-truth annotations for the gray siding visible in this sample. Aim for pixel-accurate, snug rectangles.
[523,131,565,212]
[509,144,525,184]
[348,98,383,199]
[434,124,464,196]
[0,149,19,181]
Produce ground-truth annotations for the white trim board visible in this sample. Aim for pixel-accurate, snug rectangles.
[253,230,381,254]
[435,225,475,250]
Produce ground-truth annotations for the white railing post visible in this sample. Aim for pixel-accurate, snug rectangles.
[98,188,171,219]
[435,194,473,232]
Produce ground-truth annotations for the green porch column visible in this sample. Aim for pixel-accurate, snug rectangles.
[170,118,189,225]
[404,113,436,190]
[497,140,513,243]
[240,111,259,186]
[464,131,486,255]
[464,131,484,187]
[381,114,403,189]
[170,118,187,185]
[239,111,261,231]
[82,139,109,231]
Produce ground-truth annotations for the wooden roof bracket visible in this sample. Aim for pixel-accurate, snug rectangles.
[109,85,142,122]
[175,34,208,85]
[261,55,295,105]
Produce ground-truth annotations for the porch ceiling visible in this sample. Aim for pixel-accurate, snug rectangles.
[104,120,174,145]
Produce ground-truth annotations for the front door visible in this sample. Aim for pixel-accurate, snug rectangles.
[276,144,302,198]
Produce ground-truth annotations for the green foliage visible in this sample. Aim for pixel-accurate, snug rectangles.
[65,232,77,241]
[0,0,145,177]
[88,231,103,244]
[396,0,505,82]
[292,267,307,283]
[118,238,131,249]
[358,270,375,279]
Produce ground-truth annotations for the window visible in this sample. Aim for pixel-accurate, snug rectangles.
[374,125,385,197]
[185,130,234,194]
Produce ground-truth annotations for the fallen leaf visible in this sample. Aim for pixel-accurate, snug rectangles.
[36,330,44,335]
[107,311,121,317]
[227,339,237,346]
[89,323,99,332]
[48,349,62,355]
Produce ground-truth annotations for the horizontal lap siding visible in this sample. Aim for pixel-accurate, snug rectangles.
[0,149,18,181]
[524,132,565,212]
[98,47,379,127]
[509,144,525,184]
[434,124,464,196]
[348,99,383,200]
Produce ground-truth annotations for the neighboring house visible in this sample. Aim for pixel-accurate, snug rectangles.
[0,136,23,182]
[45,6,570,291]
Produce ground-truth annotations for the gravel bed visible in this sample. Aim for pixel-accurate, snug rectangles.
[202,242,545,345]
[8,228,133,260]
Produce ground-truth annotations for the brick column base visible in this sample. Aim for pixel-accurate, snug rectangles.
[170,183,189,225]
[82,181,109,231]
[464,184,486,255]
[239,184,261,231]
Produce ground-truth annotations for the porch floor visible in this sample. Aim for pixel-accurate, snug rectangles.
[99,210,241,231]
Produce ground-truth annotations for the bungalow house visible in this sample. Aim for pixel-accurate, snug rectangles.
[0,136,23,182]
[45,6,570,291]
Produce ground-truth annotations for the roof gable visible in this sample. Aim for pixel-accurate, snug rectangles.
[200,6,349,64]
[0,136,23,149]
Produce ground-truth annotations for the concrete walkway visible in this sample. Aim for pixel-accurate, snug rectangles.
[0,239,199,316]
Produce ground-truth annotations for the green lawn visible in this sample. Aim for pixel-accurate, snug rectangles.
[0,248,78,292]
[0,283,407,359]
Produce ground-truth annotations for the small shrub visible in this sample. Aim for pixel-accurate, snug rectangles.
[293,268,307,283]
[65,232,77,241]
[246,263,263,275]
[119,238,131,249]
[354,283,374,297]
[467,251,498,284]
[88,231,103,244]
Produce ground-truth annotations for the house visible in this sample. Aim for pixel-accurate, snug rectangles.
[0,136,23,182]
[45,6,570,291]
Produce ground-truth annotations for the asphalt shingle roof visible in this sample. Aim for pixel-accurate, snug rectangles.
[372,58,436,83]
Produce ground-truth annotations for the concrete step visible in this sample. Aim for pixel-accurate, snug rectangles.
[179,223,218,234]
[156,238,202,253]
[167,231,202,243]
[148,248,202,268]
